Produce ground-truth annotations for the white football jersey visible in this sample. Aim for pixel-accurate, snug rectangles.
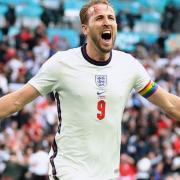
[28,45,152,180]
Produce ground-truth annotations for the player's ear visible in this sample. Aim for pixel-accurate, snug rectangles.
[81,24,88,36]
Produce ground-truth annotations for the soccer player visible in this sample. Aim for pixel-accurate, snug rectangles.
[0,0,180,179]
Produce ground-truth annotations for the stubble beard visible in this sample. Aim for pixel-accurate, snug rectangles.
[91,33,115,54]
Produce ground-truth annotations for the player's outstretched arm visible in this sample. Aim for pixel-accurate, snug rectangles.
[0,84,40,120]
[148,86,180,120]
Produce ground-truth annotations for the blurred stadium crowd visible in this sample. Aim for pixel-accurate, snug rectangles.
[0,0,179,180]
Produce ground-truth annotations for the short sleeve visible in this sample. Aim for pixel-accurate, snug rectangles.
[133,59,158,98]
[28,52,60,96]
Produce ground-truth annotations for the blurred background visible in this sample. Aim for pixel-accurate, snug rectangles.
[0,0,179,179]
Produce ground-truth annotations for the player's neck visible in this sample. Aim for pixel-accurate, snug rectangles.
[86,43,110,62]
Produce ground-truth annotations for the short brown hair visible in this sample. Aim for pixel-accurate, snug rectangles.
[79,0,112,24]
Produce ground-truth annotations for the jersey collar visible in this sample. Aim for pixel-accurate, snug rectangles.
[81,44,112,66]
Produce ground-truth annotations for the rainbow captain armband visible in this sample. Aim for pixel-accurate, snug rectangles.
[138,80,158,98]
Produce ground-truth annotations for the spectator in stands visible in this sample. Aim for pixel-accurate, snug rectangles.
[1,151,28,180]
[14,27,32,50]
[161,4,176,32]
[0,63,8,95]
[40,7,52,27]
[136,157,152,180]
[156,30,168,58]
[1,21,10,38]
[28,144,49,180]
[5,4,16,26]
[6,50,25,83]
[0,41,8,63]
[57,0,65,24]
[119,153,136,179]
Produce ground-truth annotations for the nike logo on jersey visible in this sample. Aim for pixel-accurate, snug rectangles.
[97,91,105,95]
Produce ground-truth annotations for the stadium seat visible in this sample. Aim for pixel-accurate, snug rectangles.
[115,31,159,52]
[16,5,43,17]
[0,4,8,15]
[141,11,161,23]
[41,0,60,10]
[0,0,23,5]
[15,5,43,28]
[138,32,159,43]
[47,27,79,48]
[111,1,141,15]
[134,11,161,33]
[8,26,20,38]
[171,0,180,7]
[64,0,85,21]
[137,0,168,12]
[64,0,85,10]
[0,0,39,5]
[115,32,141,52]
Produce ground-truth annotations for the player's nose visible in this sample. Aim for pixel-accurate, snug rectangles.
[103,16,111,25]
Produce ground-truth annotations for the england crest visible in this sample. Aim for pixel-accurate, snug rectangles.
[95,75,107,88]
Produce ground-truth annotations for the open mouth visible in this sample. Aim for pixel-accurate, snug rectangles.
[101,31,111,40]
